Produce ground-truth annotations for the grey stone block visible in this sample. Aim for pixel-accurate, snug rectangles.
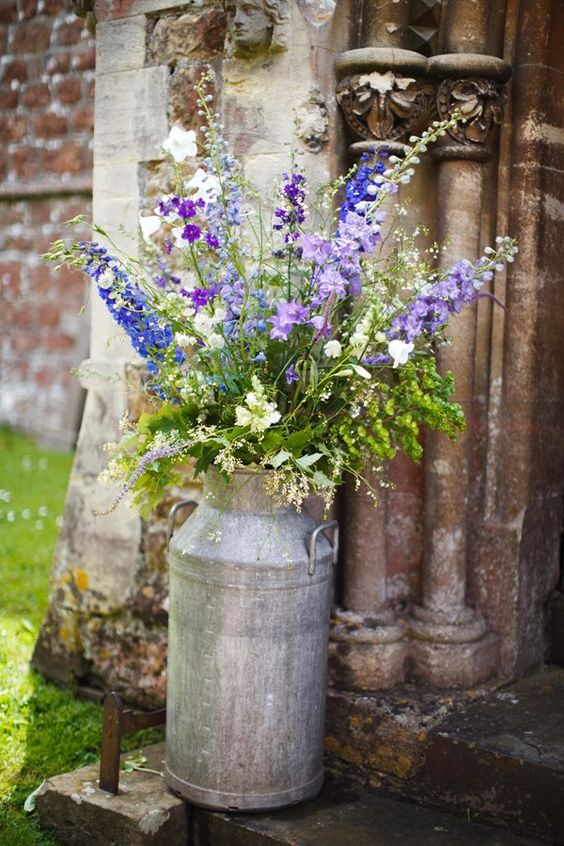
[36,742,188,846]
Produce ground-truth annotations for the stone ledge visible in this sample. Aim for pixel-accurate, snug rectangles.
[36,743,547,846]
[36,742,188,846]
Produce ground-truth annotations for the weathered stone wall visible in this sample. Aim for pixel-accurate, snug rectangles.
[0,0,95,447]
[33,0,356,705]
[34,0,564,709]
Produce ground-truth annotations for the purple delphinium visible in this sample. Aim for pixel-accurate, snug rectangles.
[78,241,185,388]
[339,151,387,220]
[273,172,307,243]
[300,233,331,264]
[388,258,496,344]
[285,364,299,384]
[188,285,219,311]
[269,301,309,341]
[182,223,201,243]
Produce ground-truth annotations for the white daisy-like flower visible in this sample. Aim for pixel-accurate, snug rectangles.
[185,168,221,204]
[163,127,197,162]
[388,339,414,368]
[323,339,342,358]
[138,213,161,242]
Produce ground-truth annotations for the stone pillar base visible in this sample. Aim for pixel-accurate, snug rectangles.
[328,609,407,690]
[410,631,498,687]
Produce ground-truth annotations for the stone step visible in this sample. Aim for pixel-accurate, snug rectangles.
[325,665,564,844]
[36,743,548,846]
[420,665,564,844]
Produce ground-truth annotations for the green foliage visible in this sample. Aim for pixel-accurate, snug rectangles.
[0,430,159,845]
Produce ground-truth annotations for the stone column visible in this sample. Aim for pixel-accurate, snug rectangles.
[409,2,510,686]
[327,1,437,690]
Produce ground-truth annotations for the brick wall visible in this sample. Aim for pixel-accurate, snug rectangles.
[0,0,94,448]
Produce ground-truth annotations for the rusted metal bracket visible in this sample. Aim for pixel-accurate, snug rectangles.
[99,691,166,794]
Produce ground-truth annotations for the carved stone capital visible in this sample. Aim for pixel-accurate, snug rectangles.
[336,70,434,143]
[437,77,505,145]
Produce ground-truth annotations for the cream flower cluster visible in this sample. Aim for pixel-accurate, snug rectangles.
[235,377,281,434]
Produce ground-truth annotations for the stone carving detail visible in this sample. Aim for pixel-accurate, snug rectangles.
[336,71,434,141]
[225,0,290,57]
[407,0,444,57]
[437,78,504,144]
[297,0,336,27]
[295,87,329,152]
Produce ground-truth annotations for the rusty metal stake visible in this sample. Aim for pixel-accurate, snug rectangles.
[99,691,166,794]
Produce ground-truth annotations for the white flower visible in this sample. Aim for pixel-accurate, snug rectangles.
[175,332,195,347]
[388,339,414,368]
[207,332,225,350]
[163,126,197,162]
[97,267,115,289]
[194,312,214,336]
[185,168,221,204]
[323,340,342,358]
[139,213,161,242]
[235,378,281,433]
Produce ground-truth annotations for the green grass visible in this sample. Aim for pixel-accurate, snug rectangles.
[0,428,160,845]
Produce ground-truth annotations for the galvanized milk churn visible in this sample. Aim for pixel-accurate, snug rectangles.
[165,467,337,811]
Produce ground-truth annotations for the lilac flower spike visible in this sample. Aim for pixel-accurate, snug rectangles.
[285,364,299,384]
[269,301,309,341]
[300,233,331,264]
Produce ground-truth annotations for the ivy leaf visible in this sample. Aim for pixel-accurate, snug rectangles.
[312,469,334,488]
[286,429,311,451]
[296,452,322,469]
[270,449,291,468]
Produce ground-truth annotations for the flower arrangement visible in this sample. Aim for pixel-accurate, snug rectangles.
[45,77,517,515]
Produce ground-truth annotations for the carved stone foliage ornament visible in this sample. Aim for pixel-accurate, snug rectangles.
[225,0,290,58]
[437,78,504,144]
[336,71,434,141]
[295,87,329,153]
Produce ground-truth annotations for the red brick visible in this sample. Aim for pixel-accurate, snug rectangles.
[54,264,85,296]
[84,76,94,101]
[12,333,37,353]
[71,45,95,71]
[30,201,52,225]
[41,334,75,351]
[11,360,30,379]
[38,303,61,327]
[45,51,70,75]
[0,85,18,109]
[0,28,8,55]
[54,76,81,104]
[0,114,27,142]
[22,0,36,17]
[31,263,53,292]
[55,18,85,47]
[0,203,24,226]
[35,367,56,385]
[0,0,17,24]
[12,146,42,179]
[4,231,35,251]
[70,105,93,132]
[21,82,50,108]
[11,21,51,53]
[0,261,21,292]
[0,149,7,181]
[9,302,36,326]
[34,111,67,137]
[2,59,27,83]
[43,142,84,174]
[43,0,64,14]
